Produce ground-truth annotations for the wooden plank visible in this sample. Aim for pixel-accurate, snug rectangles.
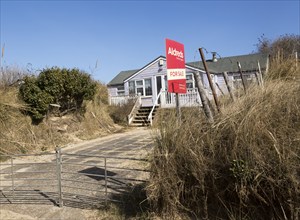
[222,72,236,102]
[193,72,214,123]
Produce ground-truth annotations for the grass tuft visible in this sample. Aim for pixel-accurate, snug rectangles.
[147,58,300,219]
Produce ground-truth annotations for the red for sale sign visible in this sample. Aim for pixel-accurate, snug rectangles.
[166,39,186,93]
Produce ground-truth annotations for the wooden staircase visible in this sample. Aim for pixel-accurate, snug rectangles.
[130,106,159,127]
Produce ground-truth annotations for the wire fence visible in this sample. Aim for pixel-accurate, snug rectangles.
[0,147,149,208]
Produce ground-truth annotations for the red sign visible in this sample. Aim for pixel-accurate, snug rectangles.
[166,39,186,93]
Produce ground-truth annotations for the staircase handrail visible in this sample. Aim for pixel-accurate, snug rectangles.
[128,94,142,125]
[148,88,163,126]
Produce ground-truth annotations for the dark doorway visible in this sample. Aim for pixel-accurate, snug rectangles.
[156,76,162,104]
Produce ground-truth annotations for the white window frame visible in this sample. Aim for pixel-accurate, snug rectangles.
[144,78,153,96]
[133,78,153,97]
[135,80,144,96]
[117,85,125,96]
[129,81,135,95]
[186,73,195,89]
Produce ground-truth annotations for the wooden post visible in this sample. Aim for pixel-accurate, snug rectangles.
[193,72,214,123]
[237,62,247,93]
[254,71,260,86]
[296,51,298,70]
[104,157,108,206]
[175,93,181,125]
[215,82,224,95]
[10,157,15,199]
[55,147,63,207]
[257,61,264,87]
[222,72,235,102]
[199,48,221,113]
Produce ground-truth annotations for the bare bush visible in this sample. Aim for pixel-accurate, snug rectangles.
[0,66,28,88]
[257,34,300,60]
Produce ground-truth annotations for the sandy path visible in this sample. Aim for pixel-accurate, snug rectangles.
[0,127,154,220]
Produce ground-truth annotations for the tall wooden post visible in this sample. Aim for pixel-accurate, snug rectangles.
[193,72,214,123]
[254,71,260,86]
[295,51,298,70]
[222,72,235,102]
[237,62,247,93]
[175,93,181,125]
[257,61,264,87]
[199,48,221,113]
[216,82,225,95]
[55,147,63,207]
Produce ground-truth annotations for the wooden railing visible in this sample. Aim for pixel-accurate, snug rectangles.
[147,89,162,126]
[160,88,202,108]
[109,95,137,106]
[127,94,142,125]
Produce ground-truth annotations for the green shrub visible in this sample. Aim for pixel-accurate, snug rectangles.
[19,76,53,120]
[37,67,97,111]
[19,67,97,121]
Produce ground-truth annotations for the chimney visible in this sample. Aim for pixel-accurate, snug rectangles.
[212,52,217,62]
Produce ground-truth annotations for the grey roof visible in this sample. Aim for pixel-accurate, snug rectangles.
[124,56,166,83]
[187,53,269,74]
[107,69,138,86]
[108,53,269,86]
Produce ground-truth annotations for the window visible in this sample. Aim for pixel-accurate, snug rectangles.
[128,79,153,96]
[145,78,152,96]
[233,74,254,89]
[129,81,135,95]
[136,80,143,86]
[117,91,125,96]
[117,85,125,96]
[136,80,144,96]
[156,76,162,95]
[186,73,194,89]
[186,82,194,89]
[136,87,144,96]
[233,75,243,89]
[186,74,193,80]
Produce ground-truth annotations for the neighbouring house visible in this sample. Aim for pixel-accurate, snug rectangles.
[107,53,269,126]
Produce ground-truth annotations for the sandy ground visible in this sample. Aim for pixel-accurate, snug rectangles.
[0,127,154,220]
[0,205,100,220]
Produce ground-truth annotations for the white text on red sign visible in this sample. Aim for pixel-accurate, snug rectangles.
[168,47,184,60]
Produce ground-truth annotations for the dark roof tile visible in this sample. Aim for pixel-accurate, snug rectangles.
[107,69,138,86]
[187,53,268,73]
[108,53,269,85]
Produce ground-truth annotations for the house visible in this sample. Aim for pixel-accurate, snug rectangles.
[107,53,269,125]
[188,52,269,96]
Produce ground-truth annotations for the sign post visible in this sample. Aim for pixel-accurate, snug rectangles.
[165,39,186,123]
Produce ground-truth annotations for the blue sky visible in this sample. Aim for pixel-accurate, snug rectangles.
[1,0,299,83]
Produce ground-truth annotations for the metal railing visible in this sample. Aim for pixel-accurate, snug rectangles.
[0,148,149,208]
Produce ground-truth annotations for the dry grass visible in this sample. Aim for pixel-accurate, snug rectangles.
[267,52,299,80]
[0,79,117,155]
[64,82,116,140]
[0,65,27,88]
[147,59,300,219]
[0,87,70,155]
[109,100,136,125]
